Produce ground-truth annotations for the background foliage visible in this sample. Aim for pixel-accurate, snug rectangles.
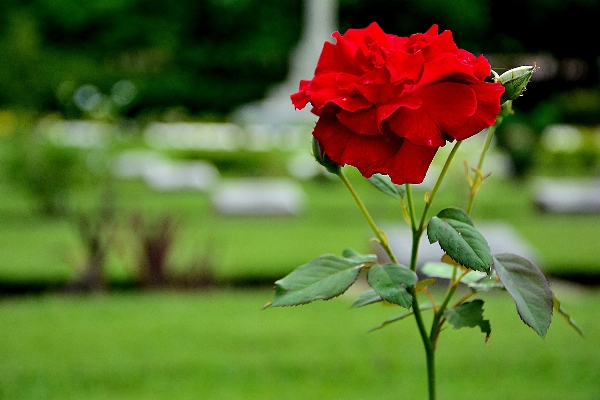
[0,0,598,120]
[0,2,597,397]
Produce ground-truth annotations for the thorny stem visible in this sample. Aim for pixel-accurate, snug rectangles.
[339,168,438,397]
[466,101,512,215]
[338,118,505,399]
[406,139,466,400]
[338,169,398,264]
[418,141,463,231]
[466,124,496,215]
[405,186,434,399]
[430,266,461,348]
[416,108,510,397]
[405,184,418,233]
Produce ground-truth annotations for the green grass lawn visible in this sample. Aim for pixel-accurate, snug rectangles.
[0,286,596,400]
[1,142,598,399]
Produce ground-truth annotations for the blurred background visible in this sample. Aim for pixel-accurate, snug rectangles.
[1,0,599,399]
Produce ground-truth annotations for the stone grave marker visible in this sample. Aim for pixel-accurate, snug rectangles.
[535,178,600,213]
[211,178,305,216]
[375,222,540,271]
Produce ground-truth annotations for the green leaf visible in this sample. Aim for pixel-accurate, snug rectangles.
[367,173,405,199]
[367,263,418,308]
[342,248,378,264]
[427,207,492,273]
[444,299,491,342]
[552,292,583,336]
[368,304,434,332]
[265,254,367,308]
[350,288,382,308]
[493,253,553,338]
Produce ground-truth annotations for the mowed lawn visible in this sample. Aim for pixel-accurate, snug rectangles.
[0,285,597,400]
[1,149,599,399]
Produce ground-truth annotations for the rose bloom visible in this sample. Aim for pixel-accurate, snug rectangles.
[291,22,504,184]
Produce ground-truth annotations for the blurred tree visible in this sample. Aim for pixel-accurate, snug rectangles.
[340,0,492,53]
[0,0,598,120]
[6,124,90,215]
[0,0,303,117]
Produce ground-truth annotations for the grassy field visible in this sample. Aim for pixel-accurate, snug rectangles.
[0,285,597,400]
[0,136,599,399]
[1,161,600,286]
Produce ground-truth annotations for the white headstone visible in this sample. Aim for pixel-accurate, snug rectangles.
[211,178,306,216]
[376,222,540,270]
[232,0,338,126]
[535,178,600,213]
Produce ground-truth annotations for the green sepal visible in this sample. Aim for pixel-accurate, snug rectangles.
[427,207,493,273]
[444,299,491,343]
[367,263,418,308]
[497,65,535,102]
[264,253,374,308]
[367,173,405,199]
[493,253,553,338]
[312,136,341,175]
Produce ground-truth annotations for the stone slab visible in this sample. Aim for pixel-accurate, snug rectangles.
[211,178,305,216]
[535,178,600,213]
[375,222,540,270]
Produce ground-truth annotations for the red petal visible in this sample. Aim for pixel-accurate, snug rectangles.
[385,50,425,83]
[386,106,445,147]
[388,83,480,144]
[454,82,504,140]
[338,94,422,135]
[353,84,379,105]
[358,65,390,85]
[315,41,363,76]
[463,53,492,81]
[291,80,311,109]
[416,54,479,88]
[333,28,373,72]
[352,68,390,104]
[422,30,458,62]
[364,22,392,49]
[308,73,371,112]
[337,107,380,135]
[312,114,401,170]
[386,141,439,184]
[377,94,421,120]
[312,114,438,184]
[388,34,409,49]
[424,25,439,36]
[416,82,478,138]
[402,33,430,54]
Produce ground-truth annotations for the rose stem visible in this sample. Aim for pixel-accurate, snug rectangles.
[408,139,464,400]
[338,169,398,264]
[466,101,512,215]
[418,140,463,232]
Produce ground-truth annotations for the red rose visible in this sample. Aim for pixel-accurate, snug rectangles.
[291,22,504,184]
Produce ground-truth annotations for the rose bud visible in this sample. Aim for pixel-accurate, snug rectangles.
[498,65,536,102]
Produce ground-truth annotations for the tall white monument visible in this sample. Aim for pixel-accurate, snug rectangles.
[232,0,338,126]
